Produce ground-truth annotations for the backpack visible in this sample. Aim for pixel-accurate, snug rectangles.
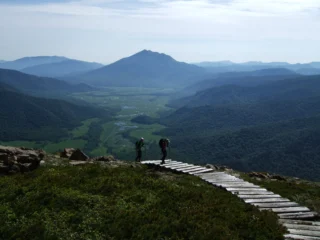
[136,140,143,150]
[159,139,169,148]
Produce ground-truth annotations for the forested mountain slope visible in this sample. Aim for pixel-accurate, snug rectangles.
[158,75,320,181]
[166,116,320,181]
[0,69,93,96]
[170,75,320,108]
[0,84,111,141]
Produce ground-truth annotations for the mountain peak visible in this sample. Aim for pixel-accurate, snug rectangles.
[132,50,175,61]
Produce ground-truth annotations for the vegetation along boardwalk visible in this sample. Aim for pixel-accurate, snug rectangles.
[141,160,320,240]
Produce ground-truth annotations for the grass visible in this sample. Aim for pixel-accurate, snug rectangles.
[71,118,100,138]
[242,174,320,215]
[0,163,285,240]
[129,123,166,141]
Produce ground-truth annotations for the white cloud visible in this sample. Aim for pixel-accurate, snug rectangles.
[0,0,319,63]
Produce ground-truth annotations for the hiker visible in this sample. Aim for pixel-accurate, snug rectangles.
[159,138,170,164]
[135,137,144,162]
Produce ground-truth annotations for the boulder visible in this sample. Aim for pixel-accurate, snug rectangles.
[0,145,45,175]
[17,155,38,164]
[60,148,76,159]
[69,149,89,161]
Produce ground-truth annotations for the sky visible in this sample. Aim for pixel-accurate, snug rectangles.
[0,0,320,64]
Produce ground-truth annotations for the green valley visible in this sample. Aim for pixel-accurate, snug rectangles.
[1,87,174,160]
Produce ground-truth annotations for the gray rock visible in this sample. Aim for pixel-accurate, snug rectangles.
[69,149,89,161]
[60,148,76,159]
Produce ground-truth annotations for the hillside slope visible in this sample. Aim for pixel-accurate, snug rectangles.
[158,75,320,181]
[0,68,93,96]
[164,115,320,181]
[0,85,111,141]
[0,162,284,240]
[170,75,320,108]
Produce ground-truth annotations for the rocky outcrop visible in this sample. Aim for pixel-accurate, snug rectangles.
[248,172,287,181]
[0,145,45,175]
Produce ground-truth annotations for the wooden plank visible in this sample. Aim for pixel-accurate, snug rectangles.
[202,172,235,177]
[284,224,320,232]
[260,207,310,213]
[238,194,281,199]
[201,175,238,181]
[284,234,320,240]
[162,162,188,166]
[204,178,242,183]
[190,169,215,175]
[174,166,202,171]
[198,172,228,178]
[214,183,260,188]
[227,188,267,191]
[162,162,183,166]
[279,212,318,219]
[181,167,205,173]
[192,168,215,173]
[280,220,320,226]
[245,198,290,203]
[166,164,192,169]
[253,202,299,208]
[287,229,320,238]
[166,163,193,168]
[232,191,275,195]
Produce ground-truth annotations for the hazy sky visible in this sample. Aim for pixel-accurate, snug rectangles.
[0,0,320,64]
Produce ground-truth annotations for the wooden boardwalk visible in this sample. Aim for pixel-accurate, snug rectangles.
[142,160,320,240]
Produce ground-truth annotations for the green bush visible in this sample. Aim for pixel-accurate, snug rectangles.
[0,164,285,240]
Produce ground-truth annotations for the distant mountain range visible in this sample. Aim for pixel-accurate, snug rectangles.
[176,68,299,98]
[69,50,206,88]
[0,68,93,97]
[2,51,320,88]
[21,60,103,78]
[0,56,68,70]
[0,56,104,78]
[195,61,320,76]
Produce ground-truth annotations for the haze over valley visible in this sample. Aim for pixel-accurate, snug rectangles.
[0,49,320,181]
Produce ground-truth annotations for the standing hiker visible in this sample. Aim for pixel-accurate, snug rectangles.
[159,138,170,164]
[135,137,144,162]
